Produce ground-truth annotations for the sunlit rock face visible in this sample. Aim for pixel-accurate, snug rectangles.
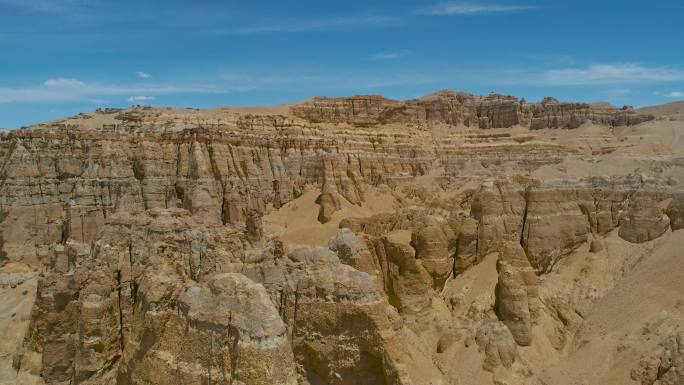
[1,90,682,385]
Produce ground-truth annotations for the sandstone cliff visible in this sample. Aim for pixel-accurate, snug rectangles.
[292,90,655,129]
[0,90,682,385]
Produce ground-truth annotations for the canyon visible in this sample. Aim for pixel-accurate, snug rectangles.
[0,90,682,385]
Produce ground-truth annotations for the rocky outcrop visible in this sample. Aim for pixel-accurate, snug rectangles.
[475,322,518,371]
[469,181,527,260]
[468,178,673,272]
[619,196,670,243]
[0,89,680,385]
[14,209,256,384]
[666,194,684,231]
[631,333,684,385]
[590,103,656,127]
[448,215,479,274]
[527,97,587,130]
[494,243,540,346]
[0,109,431,264]
[520,187,591,271]
[411,216,453,288]
[281,246,444,385]
[128,273,298,385]
[527,97,655,130]
[328,228,380,278]
[476,94,523,129]
[291,90,654,129]
[11,204,446,385]
[376,233,433,313]
[290,95,403,126]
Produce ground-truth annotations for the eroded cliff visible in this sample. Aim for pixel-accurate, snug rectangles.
[0,90,682,385]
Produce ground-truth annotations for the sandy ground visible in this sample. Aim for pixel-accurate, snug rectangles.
[638,101,684,117]
[263,185,400,246]
[536,230,684,385]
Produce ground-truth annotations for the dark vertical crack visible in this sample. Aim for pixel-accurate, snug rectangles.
[291,283,300,341]
[116,269,125,352]
[173,141,184,208]
[227,312,240,385]
[451,233,461,279]
[0,210,8,263]
[80,212,85,243]
[132,155,147,210]
[227,145,244,182]
[474,221,480,263]
[206,143,226,225]
[519,186,531,247]
[207,331,213,385]
[220,198,228,225]
[61,204,70,245]
[265,143,277,181]
[99,183,108,220]
[128,243,138,307]
[0,140,17,192]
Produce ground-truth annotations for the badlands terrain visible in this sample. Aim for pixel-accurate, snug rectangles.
[0,90,682,385]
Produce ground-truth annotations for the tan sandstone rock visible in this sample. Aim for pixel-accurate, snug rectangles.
[494,243,540,346]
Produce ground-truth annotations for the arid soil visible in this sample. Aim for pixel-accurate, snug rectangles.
[0,90,682,385]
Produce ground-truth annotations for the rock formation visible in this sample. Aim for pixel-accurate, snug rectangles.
[631,333,684,385]
[0,89,682,385]
[494,243,539,346]
[618,195,671,243]
[292,90,654,129]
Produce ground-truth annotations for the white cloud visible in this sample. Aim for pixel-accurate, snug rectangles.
[0,78,227,104]
[135,71,152,79]
[218,70,439,92]
[602,88,631,97]
[127,95,155,103]
[0,0,65,12]
[44,78,85,87]
[664,91,683,98]
[371,50,411,60]
[423,2,536,15]
[0,0,91,18]
[236,15,394,34]
[531,64,684,85]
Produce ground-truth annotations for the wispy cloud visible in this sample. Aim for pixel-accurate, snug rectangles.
[127,95,155,103]
[423,2,536,15]
[134,71,152,79]
[0,0,92,18]
[44,77,85,87]
[236,15,394,34]
[518,53,575,66]
[664,91,683,98]
[601,88,631,98]
[370,50,411,60]
[219,70,439,92]
[529,64,684,85]
[0,78,228,104]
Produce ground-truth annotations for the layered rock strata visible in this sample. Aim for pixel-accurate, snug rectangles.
[292,90,654,129]
[0,89,681,385]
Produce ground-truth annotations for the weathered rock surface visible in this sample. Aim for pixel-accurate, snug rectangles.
[292,90,654,129]
[619,195,670,243]
[631,333,684,385]
[475,322,518,371]
[130,273,297,385]
[0,89,681,385]
[494,243,540,346]
[411,216,453,288]
[666,194,684,231]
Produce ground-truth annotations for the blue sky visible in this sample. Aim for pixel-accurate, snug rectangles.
[1,0,683,128]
